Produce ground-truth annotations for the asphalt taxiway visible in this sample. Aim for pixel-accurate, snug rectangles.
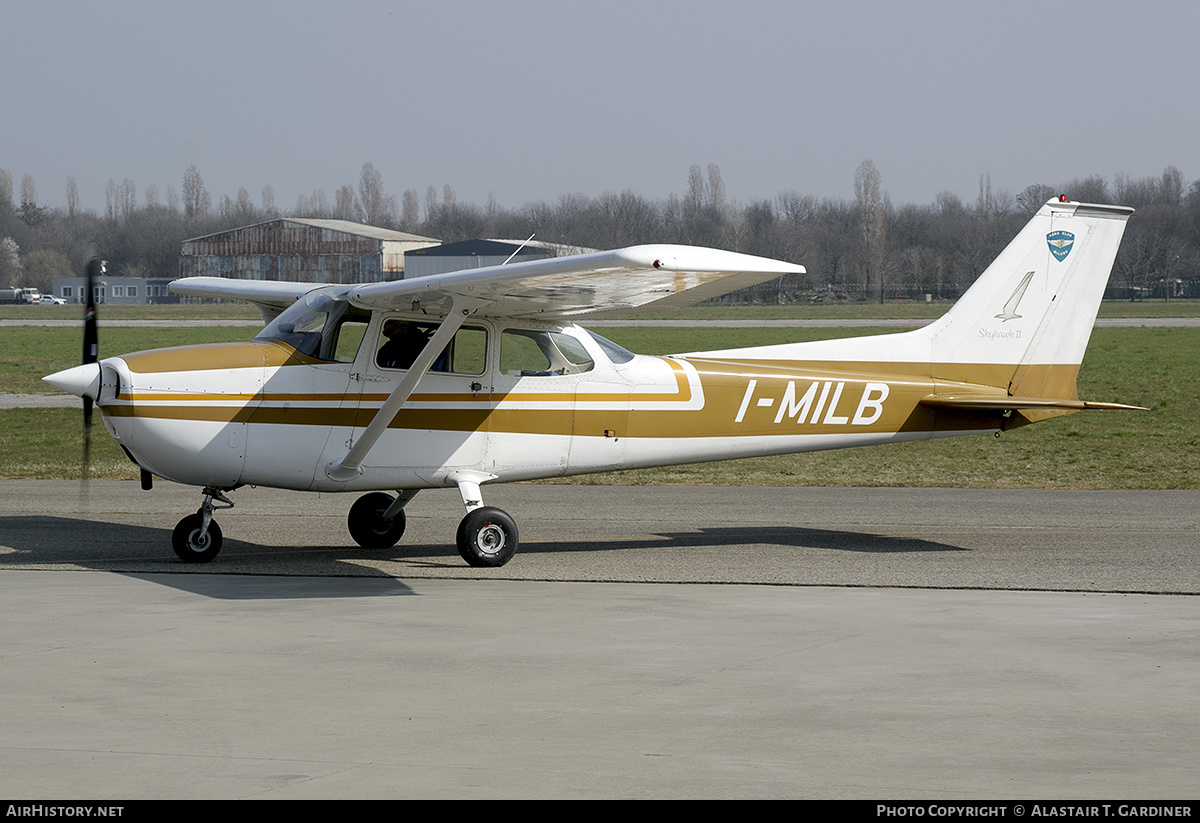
[0,480,1197,798]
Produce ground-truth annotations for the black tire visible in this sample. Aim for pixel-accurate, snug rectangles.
[172,512,223,563]
[348,492,407,549]
[456,507,518,567]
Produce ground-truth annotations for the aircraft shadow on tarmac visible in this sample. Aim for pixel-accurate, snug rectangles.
[517,525,968,555]
[0,515,418,599]
[0,514,967,574]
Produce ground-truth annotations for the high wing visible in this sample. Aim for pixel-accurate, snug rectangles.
[347,244,805,318]
[169,244,804,321]
[168,278,322,322]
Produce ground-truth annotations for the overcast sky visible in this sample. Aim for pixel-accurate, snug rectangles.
[4,0,1197,215]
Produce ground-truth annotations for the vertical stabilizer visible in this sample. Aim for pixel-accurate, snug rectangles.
[925,198,1132,396]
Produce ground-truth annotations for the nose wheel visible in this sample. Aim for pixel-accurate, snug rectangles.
[172,487,234,563]
[172,513,223,563]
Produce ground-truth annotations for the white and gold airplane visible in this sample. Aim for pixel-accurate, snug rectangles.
[44,198,1139,566]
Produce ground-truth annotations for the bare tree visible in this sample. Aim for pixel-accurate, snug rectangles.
[976,173,994,217]
[1063,175,1109,204]
[182,166,210,219]
[682,164,725,245]
[854,159,887,301]
[1160,165,1184,206]
[21,249,73,293]
[685,164,705,215]
[334,185,362,222]
[220,188,256,224]
[308,189,330,217]
[66,177,80,217]
[18,174,45,225]
[707,163,726,213]
[358,162,386,225]
[105,179,119,221]
[20,174,36,208]
[425,186,438,221]
[401,189,419,229]
[120,179,137,222]
[261,184,277,218]
[0,169,11,210]
[1016,183,1056,214]
[0,237,23,285]
[778,190,817,224]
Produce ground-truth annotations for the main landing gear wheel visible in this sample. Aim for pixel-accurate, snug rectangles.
[456,506,518,567]
[172,512,223,563]
[348,492,407,549]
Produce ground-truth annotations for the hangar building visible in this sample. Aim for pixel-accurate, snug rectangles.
[403,239,590,278]
[179,218,439,284]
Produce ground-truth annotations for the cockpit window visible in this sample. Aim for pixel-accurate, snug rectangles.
[585,330,636,364]
[376,319,487,375]
[331,318,368,363]
[377,320,433,370]
[501,329,594,376]
[255,287,365,362]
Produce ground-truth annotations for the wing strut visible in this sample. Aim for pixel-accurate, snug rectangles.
[325,296,478,482]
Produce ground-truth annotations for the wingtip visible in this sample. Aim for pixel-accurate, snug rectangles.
[613,244,804,275]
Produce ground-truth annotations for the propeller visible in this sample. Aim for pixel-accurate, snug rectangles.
[81,257,102,478]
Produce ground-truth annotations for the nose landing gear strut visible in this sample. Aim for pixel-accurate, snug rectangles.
[172,487,235,563]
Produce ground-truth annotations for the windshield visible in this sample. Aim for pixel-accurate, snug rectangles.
[585,329,636,364]
[501,328,595,376]
[255,287,355,359]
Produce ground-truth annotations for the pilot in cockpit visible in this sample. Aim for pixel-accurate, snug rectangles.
[376,319,431,370]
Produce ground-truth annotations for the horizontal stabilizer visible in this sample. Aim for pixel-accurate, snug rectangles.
[920,394,1147,412]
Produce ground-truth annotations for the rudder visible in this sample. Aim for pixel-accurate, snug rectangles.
[925,198,1133,398]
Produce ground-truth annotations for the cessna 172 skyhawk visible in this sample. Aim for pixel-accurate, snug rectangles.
[44,197,1140,567]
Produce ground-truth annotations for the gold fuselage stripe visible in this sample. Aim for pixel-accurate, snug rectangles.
[100,341,1066,437]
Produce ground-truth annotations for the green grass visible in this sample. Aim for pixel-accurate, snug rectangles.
[0,304,261,321]
[2,325,1194,488]
[1,327,255,394]
[0,408,138,480]
[1096,299,1200,318]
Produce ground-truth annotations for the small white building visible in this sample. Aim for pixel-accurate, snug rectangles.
[52,276,179,305]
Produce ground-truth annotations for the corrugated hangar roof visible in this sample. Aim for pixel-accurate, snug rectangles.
[184,218,438,244]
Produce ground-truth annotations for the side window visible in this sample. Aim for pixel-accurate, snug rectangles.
[377,320,433,370]
[377,319,487,375]
[331,318,368,363]
[501,329,594,376]
[447,327,487,375]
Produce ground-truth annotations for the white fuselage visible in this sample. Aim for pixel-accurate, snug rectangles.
[92,317,958,494]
